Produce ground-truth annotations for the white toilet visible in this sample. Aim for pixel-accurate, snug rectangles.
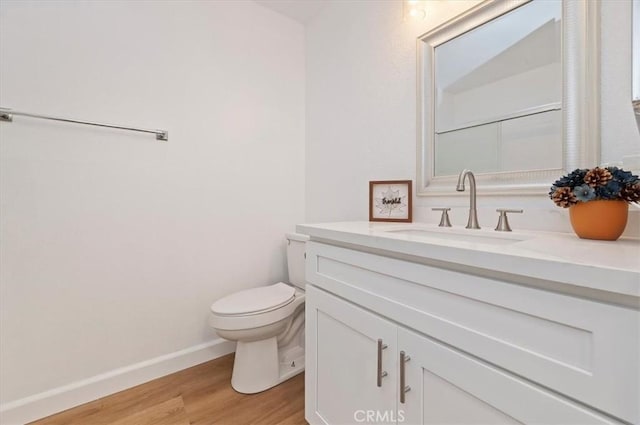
[209,233,308,394]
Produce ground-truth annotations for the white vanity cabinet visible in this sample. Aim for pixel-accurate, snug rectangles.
[305,285,397,425]
[304,239,638,425]
[397,327,616,425]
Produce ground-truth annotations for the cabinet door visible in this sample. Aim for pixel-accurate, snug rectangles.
[306,285,398,425]
[398,328,617,425]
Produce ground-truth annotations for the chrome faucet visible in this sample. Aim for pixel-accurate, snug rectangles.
[456,169,480,229]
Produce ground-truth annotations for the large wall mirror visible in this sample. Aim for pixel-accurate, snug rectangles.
[417,0,600,196]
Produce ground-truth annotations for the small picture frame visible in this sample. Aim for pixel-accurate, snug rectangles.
[369,180,413,222]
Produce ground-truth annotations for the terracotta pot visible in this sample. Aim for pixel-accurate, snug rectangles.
[569,200,629,241]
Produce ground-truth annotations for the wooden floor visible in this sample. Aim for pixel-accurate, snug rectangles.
[30,354,306,425]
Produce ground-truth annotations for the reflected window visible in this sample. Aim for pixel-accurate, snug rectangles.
[433,0,562,176]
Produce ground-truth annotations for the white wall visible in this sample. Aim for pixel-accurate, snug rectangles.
[0,0,305,421]
[601,0,640,166]
[306,0,640,235]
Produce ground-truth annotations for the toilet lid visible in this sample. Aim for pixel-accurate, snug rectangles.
[210,282,295,316]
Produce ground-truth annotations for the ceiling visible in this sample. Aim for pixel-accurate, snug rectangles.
[254,0,328,24]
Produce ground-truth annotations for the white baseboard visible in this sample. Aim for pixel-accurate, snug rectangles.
[0,338,236,425]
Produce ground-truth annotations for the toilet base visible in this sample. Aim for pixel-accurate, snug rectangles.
[278,344,305,383]
[231,337,305,394]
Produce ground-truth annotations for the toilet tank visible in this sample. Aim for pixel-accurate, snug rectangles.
[286,233,309,289]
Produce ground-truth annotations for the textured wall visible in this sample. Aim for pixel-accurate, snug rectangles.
[600,0,640,165]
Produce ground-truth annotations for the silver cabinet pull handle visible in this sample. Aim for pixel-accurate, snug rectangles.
[377,339,388,387]
[400,351,411,403]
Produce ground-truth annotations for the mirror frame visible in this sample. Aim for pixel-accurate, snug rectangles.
[416,0,600,196]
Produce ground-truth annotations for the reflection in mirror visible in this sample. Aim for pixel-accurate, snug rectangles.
[417,0,600,196]
[434,1,561,176]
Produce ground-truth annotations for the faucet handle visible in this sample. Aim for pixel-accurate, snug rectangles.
[495,209,523,232]
[432,208,452,227]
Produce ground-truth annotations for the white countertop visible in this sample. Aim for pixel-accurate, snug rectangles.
[296,221,640,299]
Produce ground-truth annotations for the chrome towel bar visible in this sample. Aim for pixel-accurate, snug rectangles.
[0,107,168,141]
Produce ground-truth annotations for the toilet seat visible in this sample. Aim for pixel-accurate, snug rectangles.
[210,287,305,331]
[210,282,295,316]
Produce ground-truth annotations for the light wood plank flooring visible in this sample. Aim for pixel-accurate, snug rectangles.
[30,354,306,425]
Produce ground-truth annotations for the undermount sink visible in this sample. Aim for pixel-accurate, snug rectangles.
[383,227,530,245]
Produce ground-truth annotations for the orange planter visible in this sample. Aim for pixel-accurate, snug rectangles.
[569,200,629,241]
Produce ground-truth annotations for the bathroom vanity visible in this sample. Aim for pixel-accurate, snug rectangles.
[299,222,639,425]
